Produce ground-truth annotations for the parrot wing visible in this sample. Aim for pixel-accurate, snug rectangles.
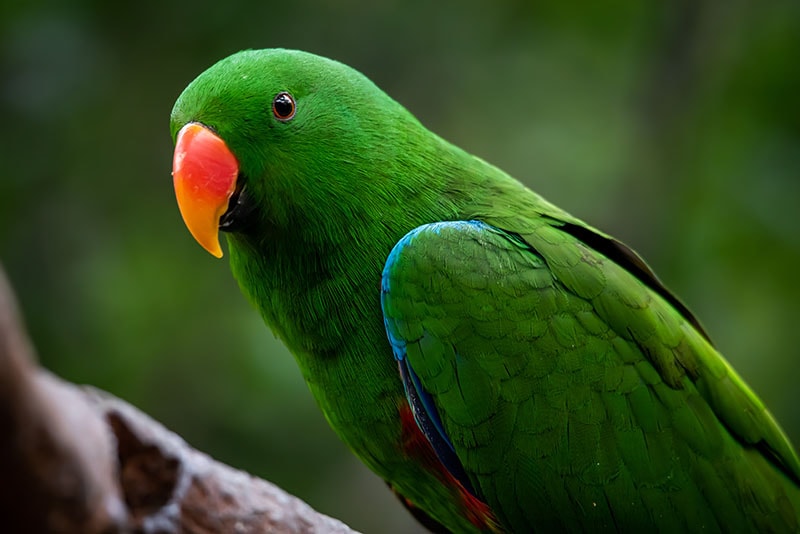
[380,219,800,532]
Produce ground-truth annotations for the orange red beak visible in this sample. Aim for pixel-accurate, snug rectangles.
[172,123,239,257]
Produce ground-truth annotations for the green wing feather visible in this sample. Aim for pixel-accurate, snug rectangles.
[381,218,800,532]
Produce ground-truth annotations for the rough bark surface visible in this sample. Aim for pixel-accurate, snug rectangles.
[0,265,358,534]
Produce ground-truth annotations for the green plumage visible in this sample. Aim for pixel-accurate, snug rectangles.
[382,220,800,531]
[170,49,800,532]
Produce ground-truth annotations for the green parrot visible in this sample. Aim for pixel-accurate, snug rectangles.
[169,49,800,532]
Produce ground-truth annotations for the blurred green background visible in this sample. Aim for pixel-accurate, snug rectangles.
[2,1,799,532]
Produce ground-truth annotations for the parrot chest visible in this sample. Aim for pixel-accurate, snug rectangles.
[229,238,498,532]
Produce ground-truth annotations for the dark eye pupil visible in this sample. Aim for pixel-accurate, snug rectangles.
[273,92,295,120]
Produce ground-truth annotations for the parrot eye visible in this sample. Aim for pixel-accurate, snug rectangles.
[272,92,296,121]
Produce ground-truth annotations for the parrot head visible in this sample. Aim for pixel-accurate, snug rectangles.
[170,48,431,258]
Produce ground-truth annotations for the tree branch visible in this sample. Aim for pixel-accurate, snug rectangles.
[0,265,358,534]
